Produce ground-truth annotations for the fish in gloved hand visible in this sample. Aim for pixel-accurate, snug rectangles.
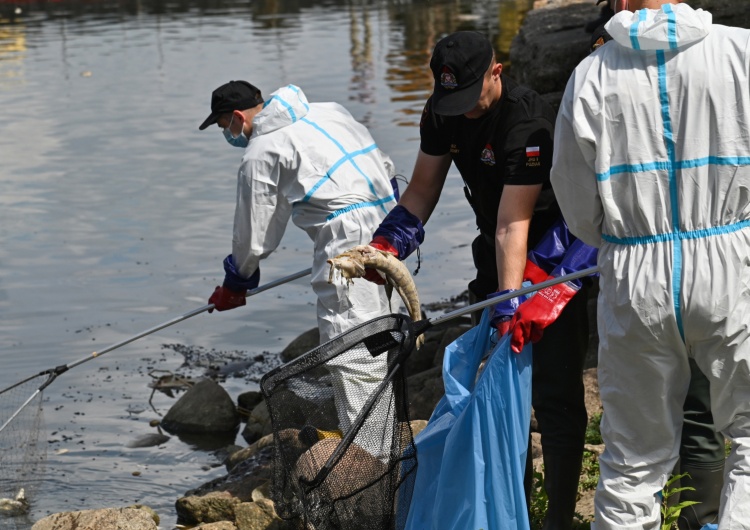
[327,244,423,349]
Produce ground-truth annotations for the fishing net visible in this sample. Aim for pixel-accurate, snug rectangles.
[260,314,422,530]
[0,373,49,523]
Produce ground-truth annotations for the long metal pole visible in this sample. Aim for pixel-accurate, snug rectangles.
[65,267,313,370]
[428,266,599,327]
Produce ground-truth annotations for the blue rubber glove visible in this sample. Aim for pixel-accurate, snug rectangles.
[487,288,530,335]
[222,254,260,292]
[371,205,425,260]
[525,217,576,283]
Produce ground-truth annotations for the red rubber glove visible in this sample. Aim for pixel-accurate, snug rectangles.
[508,281,578,353]
[496,318,512,337]
[208,285,246,313]
[523,259,549,285]
[363,236,399,285]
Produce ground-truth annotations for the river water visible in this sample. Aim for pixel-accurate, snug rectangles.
[0,0,533,526]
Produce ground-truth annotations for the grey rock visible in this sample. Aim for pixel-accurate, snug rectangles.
[406,366,444,422]
[235,499,290,530]
[125,432,170,448]
[162,379,240,434]
[509,0,599,97]
[225,434,275,472]
[509,0,750,103]
[175,491,241,525]
[279,327,319,363]
[194,522,238,530]
[237,391,264,419]
[31,506,158,530]
[431,324,472,370]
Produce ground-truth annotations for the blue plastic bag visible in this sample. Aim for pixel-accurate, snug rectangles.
[404,308,533,530]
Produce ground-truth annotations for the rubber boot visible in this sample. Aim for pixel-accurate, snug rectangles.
[676,462,724,530]
[541,452,583,530]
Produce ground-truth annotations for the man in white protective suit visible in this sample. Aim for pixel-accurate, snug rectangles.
[198,80,399,441]
[550,0,750,528]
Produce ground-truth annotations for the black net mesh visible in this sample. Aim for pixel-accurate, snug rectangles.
[260,314,419,530]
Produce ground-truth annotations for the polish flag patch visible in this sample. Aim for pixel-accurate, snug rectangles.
[526,146,540,157]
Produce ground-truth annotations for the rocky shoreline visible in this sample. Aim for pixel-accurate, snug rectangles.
[29,0,750,528]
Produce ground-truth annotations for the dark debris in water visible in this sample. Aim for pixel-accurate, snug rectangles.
[422,289,470,312]
[160,344,283,384]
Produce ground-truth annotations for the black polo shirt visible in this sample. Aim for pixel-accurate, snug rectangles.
[420,74,559,248]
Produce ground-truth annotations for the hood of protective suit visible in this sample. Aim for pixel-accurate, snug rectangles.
[251,84,310,137]
[605,2,711,50]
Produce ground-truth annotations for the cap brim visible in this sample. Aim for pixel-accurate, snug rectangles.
[431,76,484,116]
[198,112,220,131]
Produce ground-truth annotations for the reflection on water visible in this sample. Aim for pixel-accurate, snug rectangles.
[0,0,535,526]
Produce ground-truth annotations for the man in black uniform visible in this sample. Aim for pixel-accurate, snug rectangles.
[364,31,590,529]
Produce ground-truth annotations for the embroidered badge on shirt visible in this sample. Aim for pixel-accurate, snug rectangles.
[480,144,495,166]
[440,66,458,89]
[526,145,541,167]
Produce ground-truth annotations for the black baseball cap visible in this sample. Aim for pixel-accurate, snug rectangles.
[429,31,494,116]
[198,80,264,131]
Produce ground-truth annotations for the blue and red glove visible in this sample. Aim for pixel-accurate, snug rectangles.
[208,255,260,313]
[363,205,425,285]
[508,239,597,353]
[524,217,575,284]
[487,288,530,336]
[371,205,424,260]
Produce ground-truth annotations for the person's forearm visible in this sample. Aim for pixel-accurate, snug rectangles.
[397,150,451,224]
[495,221,531,291]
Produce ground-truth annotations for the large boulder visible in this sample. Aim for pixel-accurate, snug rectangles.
[509,0,750,107]
[175,491,241,525]
[31,506,158,530]
[162,379,240,434]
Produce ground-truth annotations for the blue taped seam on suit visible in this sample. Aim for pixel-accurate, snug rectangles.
[326,195,396,221]
[299,117,388,213]
[656,48,685,338]
[630,9,648,50]
[663,3,678,49]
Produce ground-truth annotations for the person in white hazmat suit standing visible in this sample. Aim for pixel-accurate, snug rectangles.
[550,1,750,529]
[198,80,399,440]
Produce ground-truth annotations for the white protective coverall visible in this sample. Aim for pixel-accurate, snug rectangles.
[550,5,750,529]
[233,84,398,436]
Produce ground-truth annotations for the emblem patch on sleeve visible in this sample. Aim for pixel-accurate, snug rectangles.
[526,145,541,167]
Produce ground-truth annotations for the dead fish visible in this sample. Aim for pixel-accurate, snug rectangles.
[0,488,29,516]
[327,244,423,349]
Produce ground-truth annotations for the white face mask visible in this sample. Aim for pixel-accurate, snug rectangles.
[222,114,248,148]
